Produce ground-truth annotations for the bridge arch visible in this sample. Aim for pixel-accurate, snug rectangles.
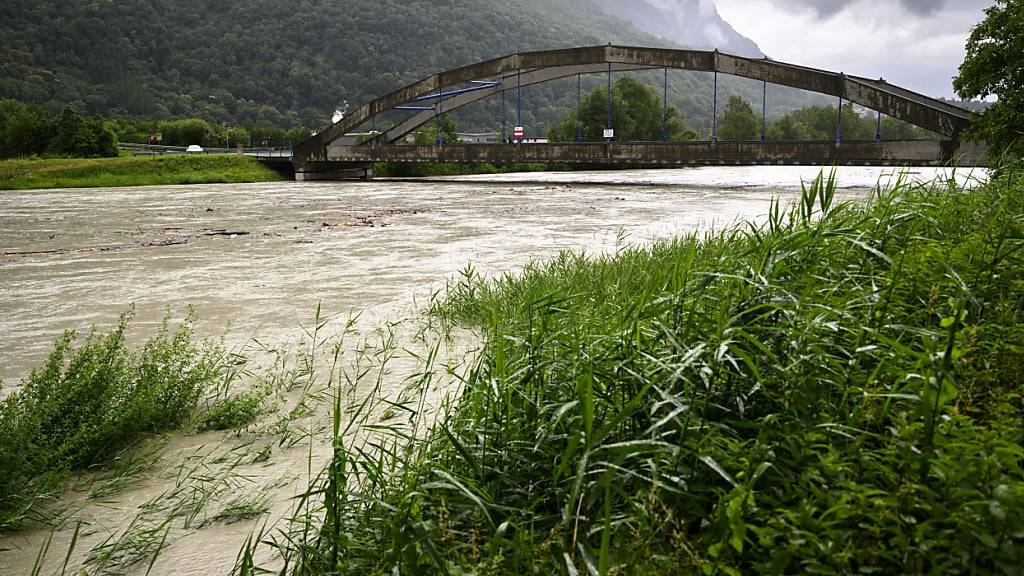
[293,45,979,173]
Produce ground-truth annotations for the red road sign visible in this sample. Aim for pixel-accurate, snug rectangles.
[513,127,525,139]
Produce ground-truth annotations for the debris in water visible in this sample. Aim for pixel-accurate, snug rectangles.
[202,230,251,238]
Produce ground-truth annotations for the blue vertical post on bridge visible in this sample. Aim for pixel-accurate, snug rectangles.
[876,110,882,141]
[436,82,444,145]
[663,67,669,143]
[761,80,767,143]
[836,94,843,143]
[516,68,522,141]
[577,73,582,143]
[712,70,718,144]
[606,63,613,144]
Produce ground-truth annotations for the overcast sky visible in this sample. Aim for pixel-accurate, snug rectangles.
[714,0,993,98]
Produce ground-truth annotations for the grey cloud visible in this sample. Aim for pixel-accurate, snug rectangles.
[775,0,957,19]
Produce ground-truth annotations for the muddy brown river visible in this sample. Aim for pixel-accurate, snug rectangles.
[0,167,977,575]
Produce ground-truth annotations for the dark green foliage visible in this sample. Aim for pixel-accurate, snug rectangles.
[548,76,697,142]
[767,103,938,141]
[111,117,311,148]
[0,312,223,529]
[51,108,86,155]
[0,1,830,135]
[717,95,760,141]
[286,169,1024,574]
[0,99,54,157]
[200,392,263,431]
[0,0,665,129]
[955,0,1024,162]
[156,118,212,147]
[50,107,118,157]
[413,115,460,145]
[0,101,116,159]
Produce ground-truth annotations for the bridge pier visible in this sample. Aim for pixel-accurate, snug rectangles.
[294,162,374,181]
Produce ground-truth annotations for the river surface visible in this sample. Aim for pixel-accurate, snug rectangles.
[0,166,981,575]
[0,165,981,384]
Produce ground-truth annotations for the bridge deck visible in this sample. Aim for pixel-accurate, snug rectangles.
[320,140,986,169]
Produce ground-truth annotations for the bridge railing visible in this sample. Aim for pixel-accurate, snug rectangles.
[120,143,293,158]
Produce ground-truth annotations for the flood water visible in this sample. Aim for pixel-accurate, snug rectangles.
[0,166,978,575]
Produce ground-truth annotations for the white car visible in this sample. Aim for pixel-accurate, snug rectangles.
[185,144,204,154]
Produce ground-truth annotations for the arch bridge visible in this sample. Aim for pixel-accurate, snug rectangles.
[292,45,985,179]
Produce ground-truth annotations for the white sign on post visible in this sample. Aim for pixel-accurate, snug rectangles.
[513,127,525,140]
[603,129,615,139]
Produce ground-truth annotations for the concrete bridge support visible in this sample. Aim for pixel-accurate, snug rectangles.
[294,162,374,181]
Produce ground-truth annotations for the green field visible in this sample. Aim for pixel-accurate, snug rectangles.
[0,155,283,190]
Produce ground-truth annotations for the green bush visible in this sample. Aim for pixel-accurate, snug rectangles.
[0,311,223,530]
[200,391,264,431]
[0,99,55,157]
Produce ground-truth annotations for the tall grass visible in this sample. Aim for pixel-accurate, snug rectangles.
[0,310,225,530]
[0,155,282,190]
[247,167,1024,574]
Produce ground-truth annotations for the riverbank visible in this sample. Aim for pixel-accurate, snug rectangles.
[269,169,1024,573]
[0,155,283,190]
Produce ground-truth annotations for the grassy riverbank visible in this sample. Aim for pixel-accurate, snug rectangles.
[0,155,283,190]
[264,168,1024,574]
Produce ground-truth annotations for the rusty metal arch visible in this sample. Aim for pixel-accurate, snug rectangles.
[293,45,974,169]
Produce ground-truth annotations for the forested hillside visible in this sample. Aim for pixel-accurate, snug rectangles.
[0,0,827,134]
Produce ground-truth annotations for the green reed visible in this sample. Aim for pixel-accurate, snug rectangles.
[0,309,226,530]
[244,166,1023,574]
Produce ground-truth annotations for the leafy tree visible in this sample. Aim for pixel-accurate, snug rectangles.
[766,104,888,141]
[48,108,117,158]
[248,125,288,147]
[767,115,813,141]
[766,104,938,142]
[224,127,251,148]
[51,108,85,155]
[0,99,54,157]
[879,117,936,140]
[717,95,760,141]
[414,114,459,145]
[158,119,212,147]
[954,0,1024,161]
[87,118,119,157]
[285,127,312,146]
[548,76,696,143]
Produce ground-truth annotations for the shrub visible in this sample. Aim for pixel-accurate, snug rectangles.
[200,391,263,431]
[0,311,222,530]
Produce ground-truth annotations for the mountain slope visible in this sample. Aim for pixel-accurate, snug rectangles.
[0,0,666,128]
[587,0,764,57]
[0,0,819,133]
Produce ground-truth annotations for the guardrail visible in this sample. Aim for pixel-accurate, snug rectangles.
[120,143,293,159]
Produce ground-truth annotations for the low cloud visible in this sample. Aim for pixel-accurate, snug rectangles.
[773,0,984,19]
